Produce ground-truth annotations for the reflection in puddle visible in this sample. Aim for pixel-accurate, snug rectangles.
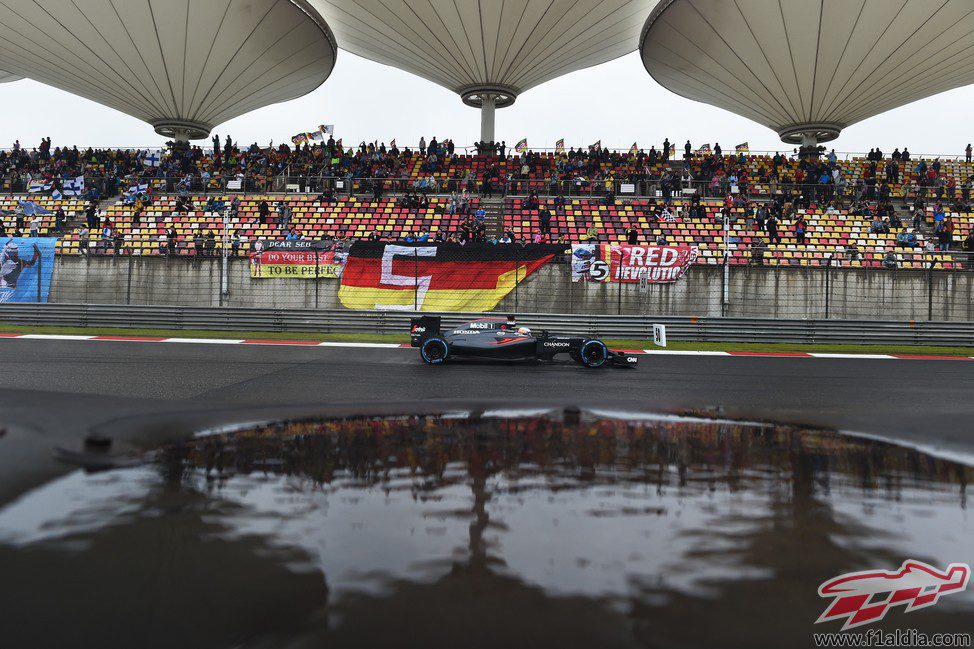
[1,413,971,649]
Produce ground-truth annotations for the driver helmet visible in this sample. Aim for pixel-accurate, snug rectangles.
[517,326,531,335]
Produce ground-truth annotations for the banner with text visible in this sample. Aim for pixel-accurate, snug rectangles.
[570,244,698,283]
[249,240,350,279]
[339,242,562,311]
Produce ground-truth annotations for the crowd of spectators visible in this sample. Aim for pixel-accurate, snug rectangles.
[7,135,974,262]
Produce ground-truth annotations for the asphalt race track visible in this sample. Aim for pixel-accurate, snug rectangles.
[1,338,973,504]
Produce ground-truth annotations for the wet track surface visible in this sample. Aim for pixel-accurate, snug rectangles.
[1,339,973,648]
[0,338,972,453]
[1,411,972,649]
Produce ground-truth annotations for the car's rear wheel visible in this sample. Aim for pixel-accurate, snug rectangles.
[420,338,449,364]
[579,340,608,368]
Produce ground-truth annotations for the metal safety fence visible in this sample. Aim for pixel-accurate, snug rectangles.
[0,303,971,346]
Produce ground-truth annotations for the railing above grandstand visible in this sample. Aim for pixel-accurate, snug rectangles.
[5,144,974,162]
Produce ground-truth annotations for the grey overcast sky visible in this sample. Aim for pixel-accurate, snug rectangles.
[0,50,972,157]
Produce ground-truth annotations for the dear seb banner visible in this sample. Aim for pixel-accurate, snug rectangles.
[249,240,350,279]
[339,242,563,311]
[570,244,698,283]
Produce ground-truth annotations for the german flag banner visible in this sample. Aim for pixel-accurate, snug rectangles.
[249,240,350,279]
[339,242,562,311]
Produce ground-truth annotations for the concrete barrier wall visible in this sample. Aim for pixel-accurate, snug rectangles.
[48,256,974,321]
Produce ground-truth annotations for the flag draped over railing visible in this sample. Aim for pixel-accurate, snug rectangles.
[338,242,561,311]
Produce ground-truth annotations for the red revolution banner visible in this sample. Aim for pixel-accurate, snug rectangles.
[570,244,698,283]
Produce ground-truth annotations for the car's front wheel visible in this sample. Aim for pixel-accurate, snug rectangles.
[420,338,450,365]
[579,340,608,368]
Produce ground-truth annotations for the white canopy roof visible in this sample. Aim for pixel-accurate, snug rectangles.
[0,0,337,139]
[311,0,656,104]
[641,0,974,143]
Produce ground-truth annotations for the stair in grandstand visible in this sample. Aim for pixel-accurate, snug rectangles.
[479,198,506,239]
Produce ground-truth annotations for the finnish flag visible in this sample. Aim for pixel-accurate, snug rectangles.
[52,190,63,200]
[63,175,84,196]
[28,180,52,194]
[126,183,149,195]
[143,150,161,167]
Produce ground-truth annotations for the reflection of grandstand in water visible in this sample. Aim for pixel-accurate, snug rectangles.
[2,414,970,647]
[161,414,973,646]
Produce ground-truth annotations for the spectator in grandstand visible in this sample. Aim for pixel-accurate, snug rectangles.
[896,230,919,248]
[870,215,889,234]
[78,226,90,255]
[193,227,204,258]
[684,140,692,158]
[85,200,98,229]
[889,210,903,230]
[112,230,124,256]
[626,225,639,245]
[845,242,861,261]
[203,230,216,256]
[54,207,65,235]
[173,195,191,214]
[538,206,552,236]
[29,215,40,237]
[794,215,807,244]
[230,231,242,257]
[963,233,974,268]
[258,200,270,225]
[937,218,953,251]
[165,226,177,256]
[883,251,899,269]
[755,204,767,230]
[885,159,900,184]
[101,219,114,246]
[281,202,293,228]
[766,213,781,244]
[967,144,972,163]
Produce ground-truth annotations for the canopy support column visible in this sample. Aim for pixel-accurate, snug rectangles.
[480,94,496,143]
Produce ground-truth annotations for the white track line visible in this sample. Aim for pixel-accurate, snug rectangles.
[0,333,970,360]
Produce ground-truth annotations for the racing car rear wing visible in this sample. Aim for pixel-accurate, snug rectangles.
[410,316,442,347]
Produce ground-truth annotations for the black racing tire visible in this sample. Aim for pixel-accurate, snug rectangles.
[579,340,608,368]
[420,338,449,365]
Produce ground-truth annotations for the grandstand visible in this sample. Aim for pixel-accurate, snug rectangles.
[3,140,969,270]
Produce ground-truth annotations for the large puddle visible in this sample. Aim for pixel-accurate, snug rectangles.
[1,411,971,648]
